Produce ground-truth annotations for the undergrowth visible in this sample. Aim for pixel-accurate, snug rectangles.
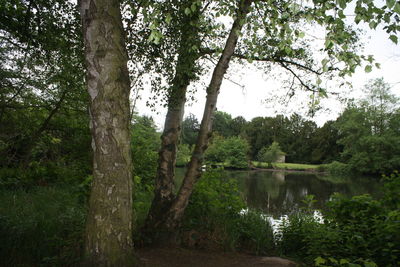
[0,186,86,266]
[182,169,275,255]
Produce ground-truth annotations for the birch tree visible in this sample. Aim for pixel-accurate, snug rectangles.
[79,0,135,265]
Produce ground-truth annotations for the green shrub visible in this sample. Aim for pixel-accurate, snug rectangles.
[0,186,85,266]
[325,161,352,176]
[278,173,400,266]
[132,175,154,231]
[206,136,250,169]
[236,209,275,255]
[183,169,275,254]
[0,161,90,189]
[176,143,191,167]
[257,142,285,165]
[277,212,341,263]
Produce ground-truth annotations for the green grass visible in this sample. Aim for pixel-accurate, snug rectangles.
[252,161,320,171]
[0,186,86,266]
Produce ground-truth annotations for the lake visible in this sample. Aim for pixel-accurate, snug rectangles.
[176,168,382,218]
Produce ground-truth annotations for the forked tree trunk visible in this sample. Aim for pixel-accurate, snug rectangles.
[79,0,135,265]
[143,4,201,242]
[152,0,253,239]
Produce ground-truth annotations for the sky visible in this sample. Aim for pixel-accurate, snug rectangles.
[134,17,400,130]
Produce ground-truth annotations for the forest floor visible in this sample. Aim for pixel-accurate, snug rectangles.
[138,247,297,267]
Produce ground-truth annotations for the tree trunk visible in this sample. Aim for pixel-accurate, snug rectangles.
[143,3,201,243]
[156,0,253,238]
[79,0,135,265]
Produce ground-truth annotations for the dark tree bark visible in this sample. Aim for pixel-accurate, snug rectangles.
[79,0,135,265]
[147,0,253,242]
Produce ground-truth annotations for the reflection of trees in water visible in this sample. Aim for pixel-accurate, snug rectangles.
[175,168,380,217]
[232,171,381,218]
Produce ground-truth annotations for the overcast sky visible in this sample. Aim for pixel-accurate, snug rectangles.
[134,21,400,129]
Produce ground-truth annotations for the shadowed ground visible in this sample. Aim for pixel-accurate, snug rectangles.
[138,248,297,267]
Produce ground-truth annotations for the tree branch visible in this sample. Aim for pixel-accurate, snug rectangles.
[279,62,318,93]
[199,47,323,75]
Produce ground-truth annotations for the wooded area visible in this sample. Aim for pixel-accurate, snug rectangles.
[0,0,399,266]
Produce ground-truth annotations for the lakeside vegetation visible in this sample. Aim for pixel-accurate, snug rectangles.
[0,0,399,266]
[1,82,399,265]
[1,81,399,265]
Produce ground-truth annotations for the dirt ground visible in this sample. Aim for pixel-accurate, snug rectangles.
[138,248,297,267]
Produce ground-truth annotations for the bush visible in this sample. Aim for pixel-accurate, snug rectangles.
[237,209,275,255]
[206,136,250,169]
[0,186,85,266]
[277,212,340,263]
[257,142,285,166]
[183,169,275,254]
[325,161,352,176]
[132,175,154,232]
[0,161,90,189]
[176,143,191,167]
[278,172,400,266]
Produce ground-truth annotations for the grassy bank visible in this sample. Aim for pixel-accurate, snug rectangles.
[252,161,321,171]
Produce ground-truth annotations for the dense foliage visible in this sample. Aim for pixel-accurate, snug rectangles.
[336,79,400,174]
[0,186,85,266]
[0,0,399,264]
[0,0,90,187]
[131,115,160,185]
[183,169,275,254]
[205,135,250,169]
[257,141,286,166]
[278,172,400,266]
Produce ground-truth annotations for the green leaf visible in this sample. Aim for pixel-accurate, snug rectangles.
[191,3,197,12]
[315,256,326,266]
[386,0,396,9]
[354,14,362,24]
[365,65,372,73]
[298,31,305,38]
[394,3,400,14]
[364,261,377,267]
[184,7,191,15]
[319,89,328,98]
[284,46,292,55]
[191,45,198,51]
[322,58,329,72]
[316,77,322,85]
[324,39,334,49]
[369,21,377,29]
[165,13,172,25]
[338,0,347,9]
[339,259,350,264]
[338,10,346,19]
[389,35,398,44]
[328,257,338,264]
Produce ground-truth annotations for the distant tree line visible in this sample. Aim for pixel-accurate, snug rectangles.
[180,78,400,174]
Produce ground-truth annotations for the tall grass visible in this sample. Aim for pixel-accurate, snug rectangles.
[0,186,86,266]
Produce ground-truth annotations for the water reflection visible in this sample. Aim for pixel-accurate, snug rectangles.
[175,168,381,218]
[231,170,381,218]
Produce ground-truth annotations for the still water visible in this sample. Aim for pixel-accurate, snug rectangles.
[176,168,382,218]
